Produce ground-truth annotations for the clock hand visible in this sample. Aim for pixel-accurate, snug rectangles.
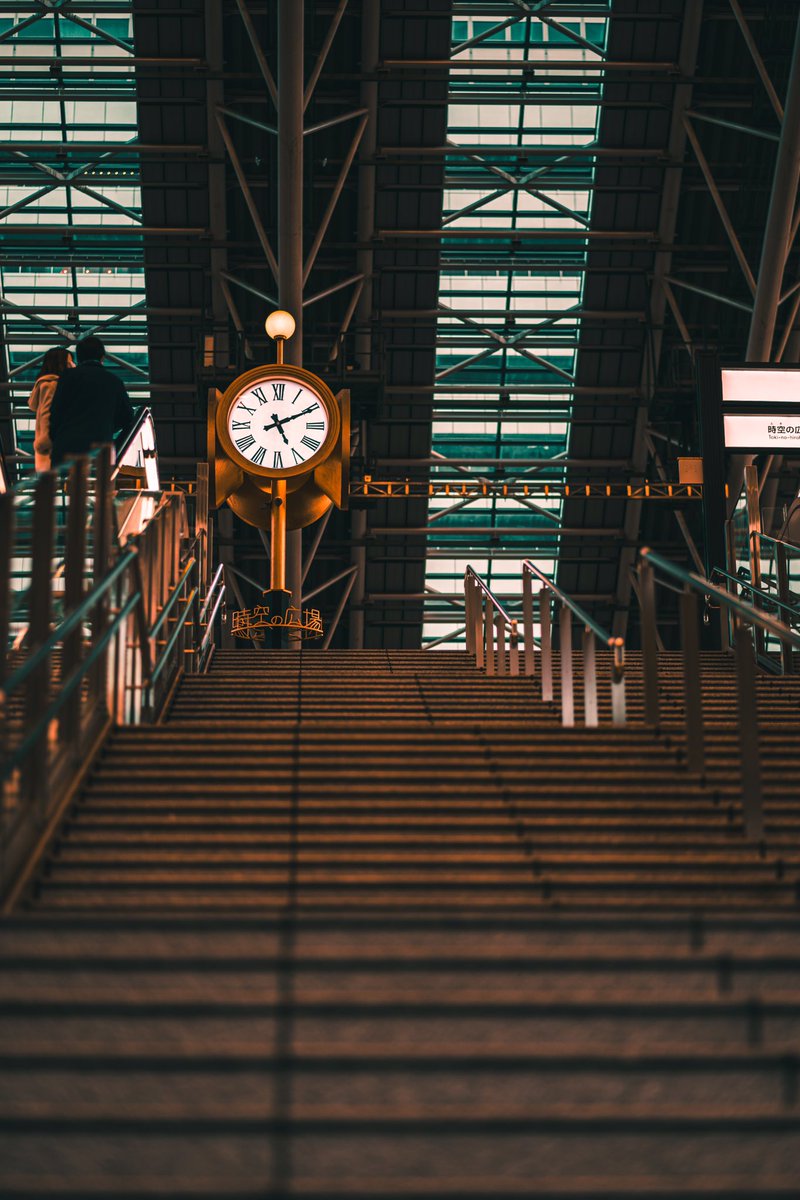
[269,413,289,445]
[268,404,319,429]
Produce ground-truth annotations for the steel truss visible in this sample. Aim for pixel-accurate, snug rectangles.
[0,1,152,459]
[611,0,800,638]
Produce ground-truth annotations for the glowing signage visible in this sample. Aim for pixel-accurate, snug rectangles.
[723,414,800,450]
[721,367,800,450]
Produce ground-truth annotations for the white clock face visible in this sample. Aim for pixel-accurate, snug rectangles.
[226,377,329,471]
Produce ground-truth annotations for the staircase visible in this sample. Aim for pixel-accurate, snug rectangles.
[2,649,800,1196]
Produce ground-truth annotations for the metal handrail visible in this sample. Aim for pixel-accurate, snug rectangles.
[464,565,513,624]
[759,530,800,554]
[463,561,626,729]
[463,567,518,679]
[636,545,792,842]
[1,549,139,700]
[1,449,224,907]
[523,560,625,728]
[200,563,225,625]
[112,405,153,472]
[641,546,800,649]
[523,559,622,651]
[711,566,800,626]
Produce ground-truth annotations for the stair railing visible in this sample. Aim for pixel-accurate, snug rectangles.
[636,546,800,841]
[1,446,225,906]
[710,563,799,674]
[522,561,626,729]
[464,567,519,677]
[463,564,626,729]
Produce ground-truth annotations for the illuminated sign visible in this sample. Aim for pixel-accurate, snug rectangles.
[721,367,800,450]
[723,414,800,450]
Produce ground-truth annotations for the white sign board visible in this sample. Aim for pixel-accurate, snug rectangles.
[721,368,800,450]
[723,413,800,450]
[721,368,800,405]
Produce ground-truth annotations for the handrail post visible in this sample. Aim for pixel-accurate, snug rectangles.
[582,624,597,727]
[485,596,495,676]
[474,585,485,670]
[611,640,626,727]
[522,567,535,676]
[722,518,736,651]
[464,576,475,656]
[196,462,210,596]
[23,472,56,821]
[60,457,88,755]
[496,613,506,676]
[0,492,14,847]
[776,541,793,673]
[745,463,764,657]
[509,619,520,677]
[680,585,705,775]
[559,603,574,727]
[540,586,553,703]
[734,617,764,841]
[639,556,660,727]
[89,446,113,715]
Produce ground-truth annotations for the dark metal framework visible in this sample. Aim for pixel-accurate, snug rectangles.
[5,2,800,648]
[0,2,152,460]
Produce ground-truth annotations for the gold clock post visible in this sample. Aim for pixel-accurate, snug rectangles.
[207,308,350,647]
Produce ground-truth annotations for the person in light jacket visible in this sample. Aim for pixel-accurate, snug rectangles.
[27,347,74,472]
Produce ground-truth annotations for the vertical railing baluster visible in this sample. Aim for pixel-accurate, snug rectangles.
[485,597,495,676]
[464,576,475,656]
[496,614,506,676]
[559,603,574,727]
[522,568,535,676]
[776,542,793,674]
[474,585,485,670]
[60,457,88,753]
[734,618,764,841]
[90,446,113,714]
[509,619,520,677]
[611,640,626,727]
[680,585,705,775]
[583,625,597,728]
[0,491,15,841]
[24,472,56,821]
[639,556,660,727]
[540,587,553,703]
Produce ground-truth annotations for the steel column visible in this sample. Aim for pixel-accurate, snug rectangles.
[611,2,704,637]
[278,0,304,639]
[348,1,379,649]
[729,13,800,511]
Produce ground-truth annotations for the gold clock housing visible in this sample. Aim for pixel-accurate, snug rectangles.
[216,363,341,482]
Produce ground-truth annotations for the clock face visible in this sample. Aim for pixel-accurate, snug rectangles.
[226,376,330,473]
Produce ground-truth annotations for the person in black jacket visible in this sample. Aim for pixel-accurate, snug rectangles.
[49,335,134,467]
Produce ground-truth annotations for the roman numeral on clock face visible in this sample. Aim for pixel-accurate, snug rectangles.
[252,387,268,406]
[251,445,266,465]
[231,420,250,429]
[301,435,320,452]
[292,448,303,465]
[238,404,255,416]
[306,421,324,430]
[273,450,283,469]
[235,434,255,453]
[272,383,285,402]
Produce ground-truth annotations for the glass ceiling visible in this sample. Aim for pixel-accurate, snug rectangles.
[0,2,147,472]
[422,3,610,646]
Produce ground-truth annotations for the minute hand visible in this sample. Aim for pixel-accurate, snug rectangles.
[271,405,320,428]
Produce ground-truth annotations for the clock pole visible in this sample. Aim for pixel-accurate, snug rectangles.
[264,310,295,646]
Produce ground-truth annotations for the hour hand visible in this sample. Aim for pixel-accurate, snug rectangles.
[269,413,289,444]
